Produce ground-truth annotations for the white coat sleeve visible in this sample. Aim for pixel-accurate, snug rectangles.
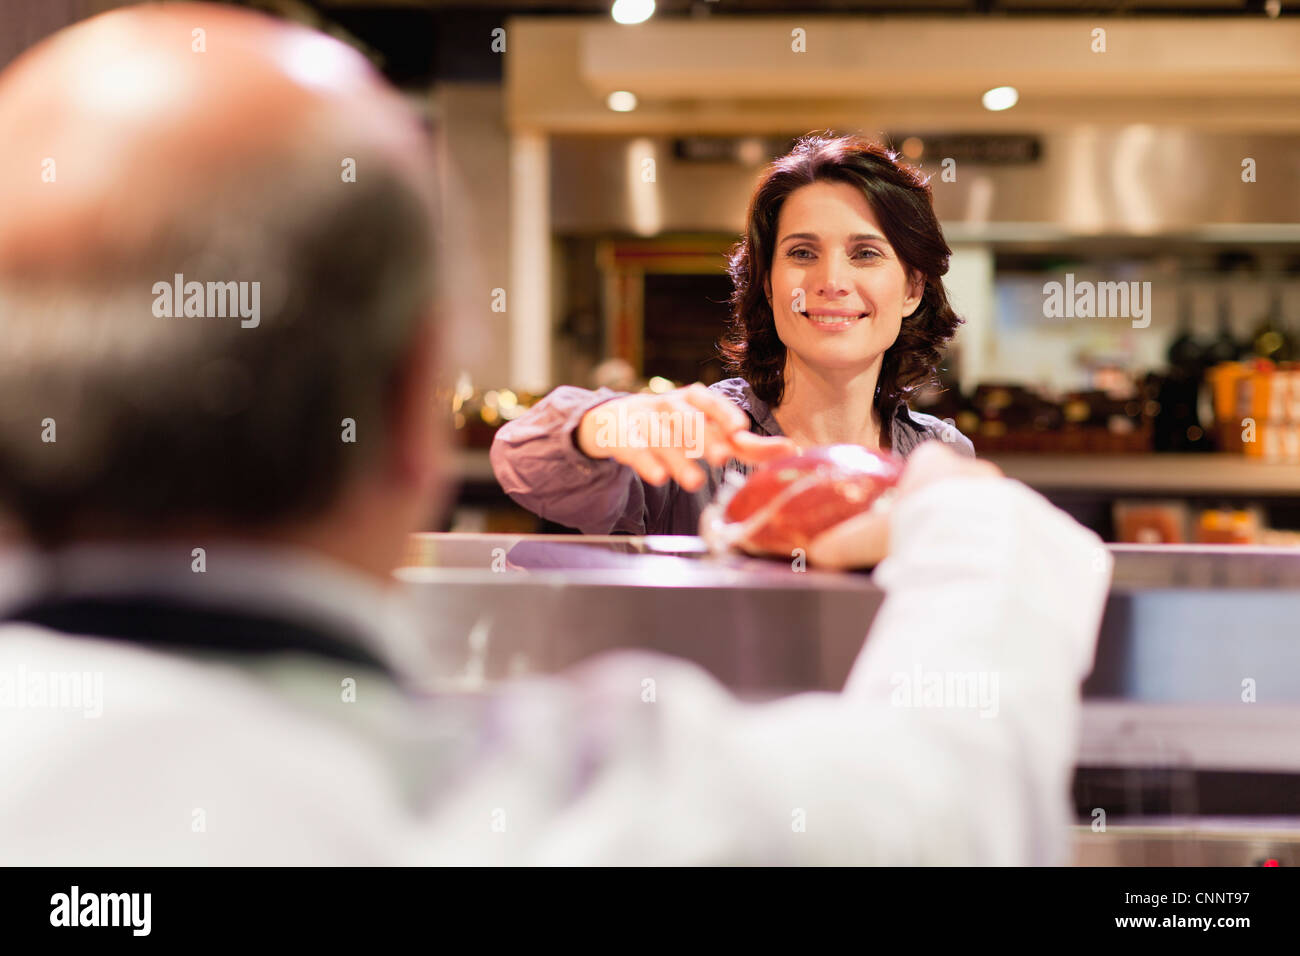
[711,476,1112,865]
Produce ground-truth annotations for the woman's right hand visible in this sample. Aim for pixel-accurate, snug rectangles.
[576,384,798,492]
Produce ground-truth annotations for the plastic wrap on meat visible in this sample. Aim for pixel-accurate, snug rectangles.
[699,444,903,557]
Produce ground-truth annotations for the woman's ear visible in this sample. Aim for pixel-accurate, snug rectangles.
[903,270,925,317]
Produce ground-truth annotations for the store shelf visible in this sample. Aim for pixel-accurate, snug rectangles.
[456,447,1300,497]
[988,453,1300,495]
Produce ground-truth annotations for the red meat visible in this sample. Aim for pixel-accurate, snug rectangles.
[720,445,902,556]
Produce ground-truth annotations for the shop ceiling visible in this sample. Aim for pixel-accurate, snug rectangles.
[310,1,1272,12]
[506,16,1300,132]
[264,2,1294,84]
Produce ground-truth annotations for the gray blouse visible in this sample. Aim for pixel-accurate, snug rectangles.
[490,377,975,536]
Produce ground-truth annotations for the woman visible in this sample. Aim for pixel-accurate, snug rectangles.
[491,132,975,536]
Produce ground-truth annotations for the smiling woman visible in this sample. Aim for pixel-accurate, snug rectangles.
[724,132,970,456]
[490,131,973,537]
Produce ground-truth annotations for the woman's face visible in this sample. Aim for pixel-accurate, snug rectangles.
[765,180,923,374]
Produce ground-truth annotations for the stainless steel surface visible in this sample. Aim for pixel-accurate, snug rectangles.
[1109,543,1300,589]
[551,130,1300,239]
[1080,703,1300,774]
[402,536,1300,701]
[1086,547,1300,705]
[400,533,880,695]
[1074,820,1300,866]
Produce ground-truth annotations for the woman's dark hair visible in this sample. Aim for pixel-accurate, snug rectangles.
[721,132,962,415]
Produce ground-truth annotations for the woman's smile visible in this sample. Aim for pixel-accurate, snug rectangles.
[801,308,870,331]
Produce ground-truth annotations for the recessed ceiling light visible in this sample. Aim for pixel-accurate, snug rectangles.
[607,90,638,112]
[982,86,1019,112]
[612,0,655,25]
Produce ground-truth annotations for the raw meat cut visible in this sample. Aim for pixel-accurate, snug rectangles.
[700,444,903,557]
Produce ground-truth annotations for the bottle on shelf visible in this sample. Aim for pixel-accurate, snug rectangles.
[1250,287,1292,363]
[1166,288,1204,378]
[1153,289,1211,452]
[1204,290,1245,366]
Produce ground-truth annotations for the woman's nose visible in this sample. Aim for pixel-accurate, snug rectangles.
[815,253,851,299]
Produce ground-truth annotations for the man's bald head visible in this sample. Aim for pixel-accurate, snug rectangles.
[0,2,433,277]
[0,3,441,547]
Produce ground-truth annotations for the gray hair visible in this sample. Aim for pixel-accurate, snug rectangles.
[0,136,436,547]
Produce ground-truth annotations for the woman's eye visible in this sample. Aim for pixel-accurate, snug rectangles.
[785,247,879,262]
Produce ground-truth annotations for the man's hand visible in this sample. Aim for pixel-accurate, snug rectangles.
[806,441,1002,569]
[576,384,797,492]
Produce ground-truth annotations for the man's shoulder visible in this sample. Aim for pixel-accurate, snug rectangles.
[0,624,408,863]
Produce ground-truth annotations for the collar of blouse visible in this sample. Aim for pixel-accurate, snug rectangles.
[725,378,929,456]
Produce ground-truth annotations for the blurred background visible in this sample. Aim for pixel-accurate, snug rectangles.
[7,0,1300,869]
[9,0,1300,543]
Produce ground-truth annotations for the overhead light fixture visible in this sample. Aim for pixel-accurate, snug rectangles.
[612,0,655,25]
[607,90,638,112]
[982,86,1019,112]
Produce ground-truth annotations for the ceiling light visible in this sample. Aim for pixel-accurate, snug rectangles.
[607,90,638,112]
[612,0,655,25]
[982,86,1019,112]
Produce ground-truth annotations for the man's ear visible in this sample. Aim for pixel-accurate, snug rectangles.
[388,311,446,500]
